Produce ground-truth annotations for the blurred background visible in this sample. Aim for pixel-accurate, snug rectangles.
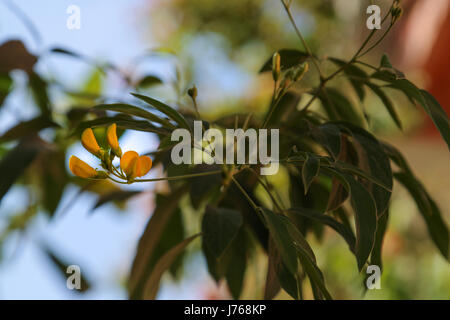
[0,0,449,299]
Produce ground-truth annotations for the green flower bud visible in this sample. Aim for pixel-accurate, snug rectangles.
[188,85,198,99]
[272,52,281,82]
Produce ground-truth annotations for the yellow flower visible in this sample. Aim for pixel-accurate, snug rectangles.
[120,151,152,179]
[69,155,101,178]
[81,128,101,157]
[107,123,122,157]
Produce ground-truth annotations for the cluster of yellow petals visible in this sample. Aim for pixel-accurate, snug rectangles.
[69,123,152,182]
[120,151,152,179]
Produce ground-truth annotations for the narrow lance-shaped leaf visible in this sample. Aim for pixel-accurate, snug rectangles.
[383,142,449,259]
[395,172,449,259]
[92,103,176,129]
[202,206,243,258]
[261,209,332,299]
[288,207,356,253]
[323,168,377,270]
[128,186,188,299]
[142,233,201,300]
[131,93,191,131]
[302,153,320,194]
[366,82,402,130]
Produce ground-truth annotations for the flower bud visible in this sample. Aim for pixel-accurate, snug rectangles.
[272,52,281,82]
[188,85,198,100]
[81,128,101,157]
[293,62,309,81]
[69,155,104,179]
[106,123,122,158]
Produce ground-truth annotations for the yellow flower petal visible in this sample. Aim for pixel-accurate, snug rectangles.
[120,151,139,178]
[120,151,152,179]
[69,155,98,178]
[137,155,152,177]
[81,128,101,156]
[107,123,121,157]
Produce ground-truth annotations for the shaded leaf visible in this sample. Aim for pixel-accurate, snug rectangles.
[41,244,91,292]
[395,172,449,259]
[329,58,368,101]
[0,136,46,203]
[288,207,356,252]
[93,190,141,210]
[0,115,59,143]
[142,233,200,299]
[370,211,389,270]
[366,82,402,130]
[202,206,243,258]
[259,49,309,73]
[261,209,331,299]
[324,168,377,270]
[0,73,13,106]
[131,93,191,131]
[136,75,163,88]
[128,186,188,299]
[419,90,450,149]
[335,122,393,216]
[302,153,320,194]
[0,40,37,74]
[75,116,169,136]
[92,103,175,129]
[318,88,364,126]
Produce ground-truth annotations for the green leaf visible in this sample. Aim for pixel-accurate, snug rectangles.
[329,58,368,101]
[288,207,356,253]
[310,122,341,159]
[202,206,243,258]
[131,93,191,131]
[136,75,163,88]
[264,238,282,299]
[0,136,45,203]
[41,243,91,292]
[0,73,13,107]
[370,211,389,270]
[366,82,402,129]
[419,90,450,149]
[141,233,201,299]
[380,54,393,69]
[148,208,186,278]
[335,122,393,216]
[128,186,188,299]
[75,116,169,136]
[318,88,364,126]
[384,79,449,148]
[28,72,51,114]
[259,49,309,73]
[395,172,449,259]
[261,209,332,299]
[92,103,175,129]
[324,168,377,270]
[225,229,247,299]
[302,153,320,194]
[0,40,37,74]
[0,116,59,143]
[93,190,141,210]
[189,164,222,209]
